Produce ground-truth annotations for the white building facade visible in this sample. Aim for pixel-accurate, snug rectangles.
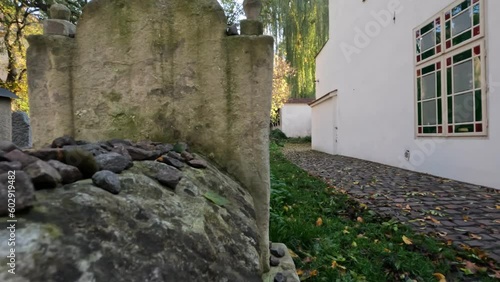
[313,0,500,189]
[280,99,313,138]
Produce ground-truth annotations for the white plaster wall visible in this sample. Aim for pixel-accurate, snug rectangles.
[281,104,312,137]
[311,98,336,154]
[316,0,500,189]
[315,41,336,98]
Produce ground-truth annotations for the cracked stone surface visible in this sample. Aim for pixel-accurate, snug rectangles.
[283,143,500,262]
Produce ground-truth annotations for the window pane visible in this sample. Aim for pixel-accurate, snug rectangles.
[446,21,451,39]
[453,49,472,63]
[438,99,443,124]
[453,60,473,92]
[422,49,435,60]
[452,9,472,35]
[421,21,434,34]
[422,64,436,75]
[475,90,482,122]
[473,4,480,26]
[448,96,453,123]
[421,31,435,51]
[452,30,472,46]
[422,74,436,99]
[474,56,481,88]
[454,92,474,123]
[418,103,422,125]
[423,127,437,134]
[423,100,437,125]
[437,71,442,97]
[452,0,471,16]
[417,77,422,101]
[455,124,474,133]
[447,68,453,95]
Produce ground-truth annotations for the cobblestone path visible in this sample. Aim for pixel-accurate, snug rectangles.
[283,143,500,262]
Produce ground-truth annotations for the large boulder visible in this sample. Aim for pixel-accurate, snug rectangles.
[0,156,262,281]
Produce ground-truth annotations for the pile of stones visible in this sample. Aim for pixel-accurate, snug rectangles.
[267,243,301,282]
[0,136,207,216]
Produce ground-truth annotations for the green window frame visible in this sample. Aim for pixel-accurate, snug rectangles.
[444,0,483,51]
[414,0,486,137]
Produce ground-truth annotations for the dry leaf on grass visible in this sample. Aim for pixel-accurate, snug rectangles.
[315,217,323,226]
[402,235,413,245]
[433,272,446,282]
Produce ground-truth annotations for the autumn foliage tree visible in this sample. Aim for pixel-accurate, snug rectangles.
[0,0,43,112]
[0,0,88,113]
[271,55,294,124]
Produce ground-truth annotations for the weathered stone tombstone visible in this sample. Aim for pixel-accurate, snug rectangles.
[27,0,274,276]
[0,88,18,142]
[12,111,32,148]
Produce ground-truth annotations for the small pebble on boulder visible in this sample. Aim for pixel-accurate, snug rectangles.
[270,246,286,258]
[24,160,62,189]
[188,159,208,169]
[126,146,158,161]
[167,151,183,161]
[270,256,280,267]
[92,170,121,194]
[158,155,185,169]
[47,160,82,184]
[51,135,76,148]
[155,166,183,189]
[4,149,40,168]
[274,272,287,282]
[181,151,194,161]
[95,152,132,173]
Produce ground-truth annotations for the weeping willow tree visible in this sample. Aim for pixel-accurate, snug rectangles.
[262,0,329,98]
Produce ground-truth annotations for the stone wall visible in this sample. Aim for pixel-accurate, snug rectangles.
[27,0,273,273]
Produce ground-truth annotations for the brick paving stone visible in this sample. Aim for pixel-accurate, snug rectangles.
[283,143,500,263]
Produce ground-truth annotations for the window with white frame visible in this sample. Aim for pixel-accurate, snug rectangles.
[414,0,486,136]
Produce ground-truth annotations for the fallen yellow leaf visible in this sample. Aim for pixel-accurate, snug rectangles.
[433,272,446,282]
[316,217,323,226]
[296,269,304,276]
[288,249,299,258]
[342,227,349,234]
[468,233,482,240]
[353,181,360,185]
[402,235,413,245]
[430,217,441,224]
[496,205,500,210]
[331,261,347,270]
[437,231,448,237]
[383,248,391,253]
[356,217,364,223]
[310,270,318,277]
